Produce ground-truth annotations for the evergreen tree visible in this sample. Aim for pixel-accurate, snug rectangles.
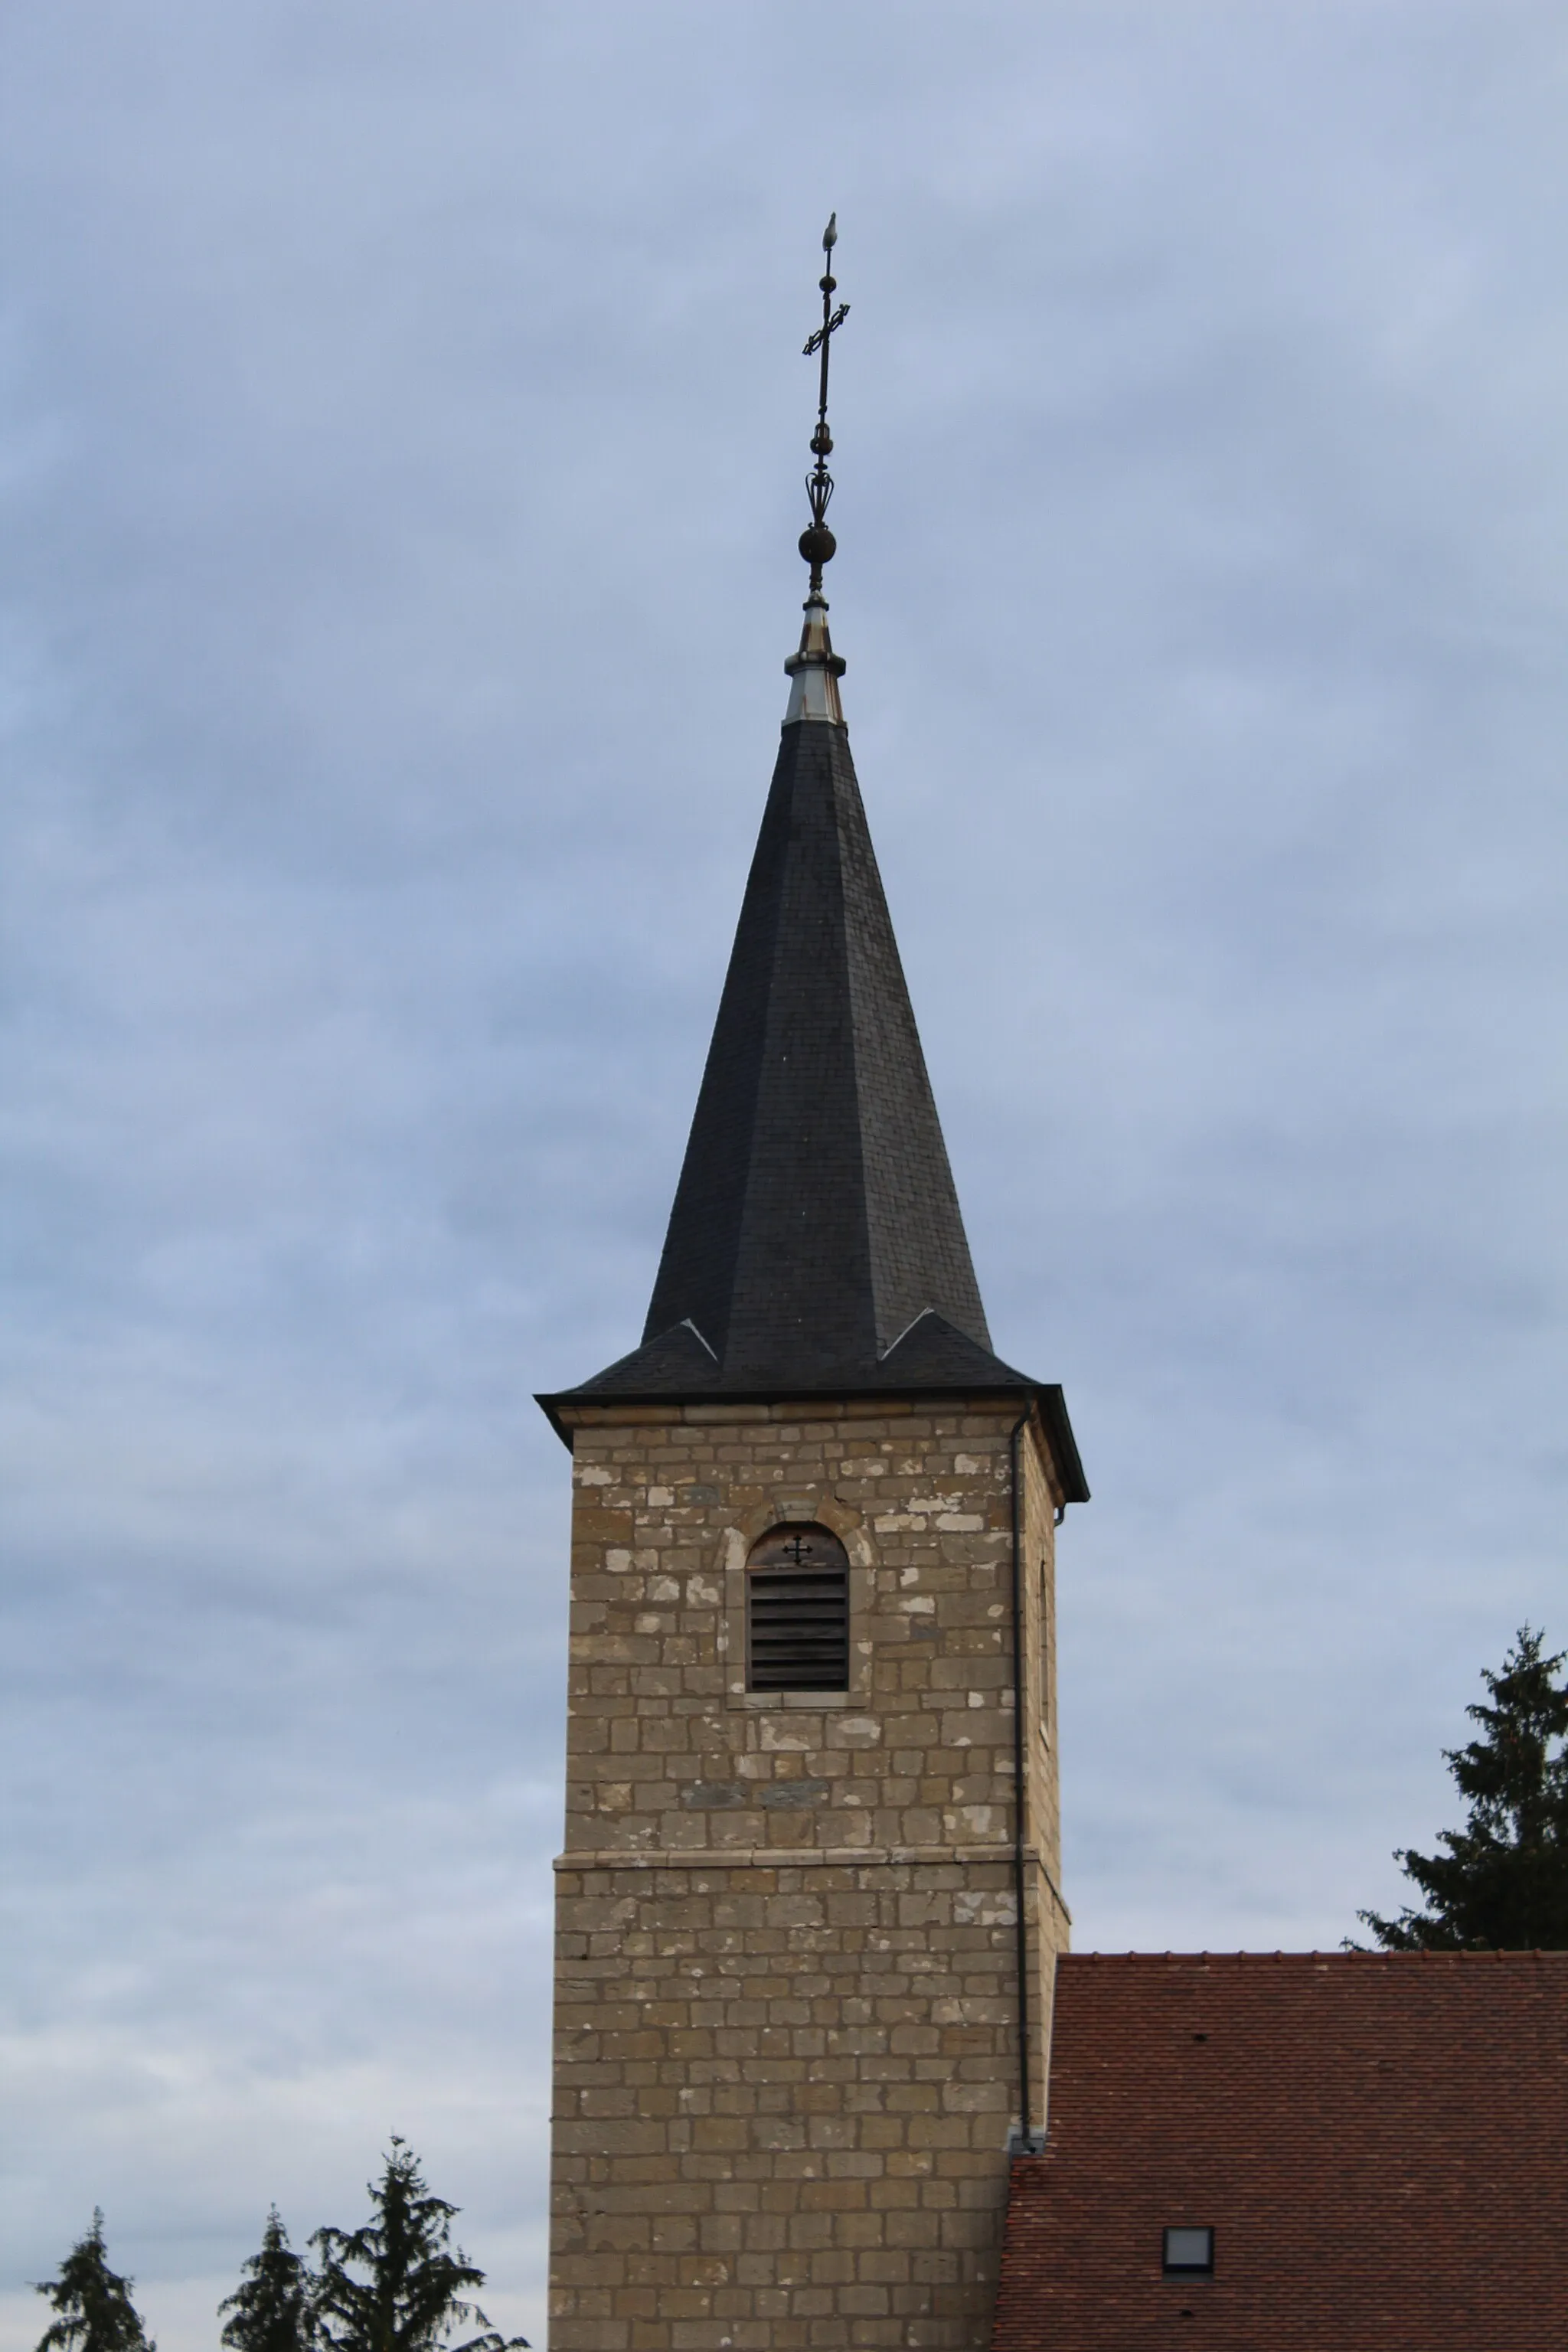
[220,2210,313,2352]
[312,2141,527,2352]
[33,2212,154,2352]
[1357,1625,1568,1950]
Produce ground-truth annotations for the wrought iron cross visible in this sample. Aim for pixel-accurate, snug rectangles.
[799,213,849,594]
[781,1534,816,1567]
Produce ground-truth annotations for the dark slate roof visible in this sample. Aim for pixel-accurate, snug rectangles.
[646,717,989,1377]
[993,1950,1568,2352]
[541,714,1086,1500]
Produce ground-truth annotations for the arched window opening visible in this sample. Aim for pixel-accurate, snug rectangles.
[746,1524,850,1692]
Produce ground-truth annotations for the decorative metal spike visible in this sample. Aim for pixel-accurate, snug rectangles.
[799,214,849,595]
[784,217,851,723]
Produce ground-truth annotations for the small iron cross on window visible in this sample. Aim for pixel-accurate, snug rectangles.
[780,1534,815,1567]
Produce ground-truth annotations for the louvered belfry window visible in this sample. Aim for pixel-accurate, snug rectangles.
[746,1524,851,1691]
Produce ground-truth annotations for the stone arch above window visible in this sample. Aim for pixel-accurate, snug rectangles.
[746,1523,851,1692]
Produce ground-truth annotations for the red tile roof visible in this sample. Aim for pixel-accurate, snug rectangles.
[994,1950,1568,2351]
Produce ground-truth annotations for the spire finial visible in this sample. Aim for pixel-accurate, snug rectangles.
[799,211,849,594]
[784,214,850,725]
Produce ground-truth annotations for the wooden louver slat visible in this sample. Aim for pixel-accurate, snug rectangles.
[747,1566,850,1690]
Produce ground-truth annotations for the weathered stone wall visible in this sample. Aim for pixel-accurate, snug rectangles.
[548,1396,1067,2352]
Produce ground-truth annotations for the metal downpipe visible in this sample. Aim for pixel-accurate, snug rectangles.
[1007,1408,1044,2155]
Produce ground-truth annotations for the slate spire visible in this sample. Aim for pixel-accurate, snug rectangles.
[541,224,1086,1500]
[638,710,992,1387]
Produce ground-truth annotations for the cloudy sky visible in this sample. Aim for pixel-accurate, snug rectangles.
[3,5,1566,2345]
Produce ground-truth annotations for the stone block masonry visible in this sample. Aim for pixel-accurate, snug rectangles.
[547,1396,1069,2352]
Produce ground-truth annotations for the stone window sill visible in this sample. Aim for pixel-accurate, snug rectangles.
[728,1687,858,1710]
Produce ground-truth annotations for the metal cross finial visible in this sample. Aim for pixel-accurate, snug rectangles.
[799,212,849,595]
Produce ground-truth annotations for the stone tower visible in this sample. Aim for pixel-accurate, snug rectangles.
[537,227,1087,2352]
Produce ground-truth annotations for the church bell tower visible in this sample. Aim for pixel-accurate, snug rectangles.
[537,220,1087,2352]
